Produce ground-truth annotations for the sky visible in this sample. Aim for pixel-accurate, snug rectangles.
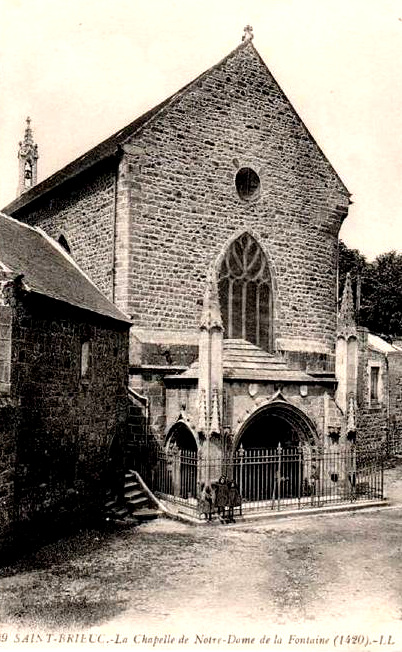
[0,0,401,260]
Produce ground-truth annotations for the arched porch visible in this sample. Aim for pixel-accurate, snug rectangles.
[234,400,318,451]
[165,421,198,499]
[232,401,319,502]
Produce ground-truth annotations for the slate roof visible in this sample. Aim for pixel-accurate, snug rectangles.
[0,212,131,323]
[3,40,349,216]
[368,333,402,354]
[167,339,336,383]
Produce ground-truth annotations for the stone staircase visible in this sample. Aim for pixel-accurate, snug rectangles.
[105,470,160,524]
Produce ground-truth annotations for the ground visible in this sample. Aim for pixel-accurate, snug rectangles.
[0,465,402,651]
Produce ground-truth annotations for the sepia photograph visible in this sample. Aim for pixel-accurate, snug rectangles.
[0,1,402,650]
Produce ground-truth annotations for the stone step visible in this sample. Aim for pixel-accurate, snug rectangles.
[224,360,285,370]
[225,349,284,359]
[124,480,140,492]
[224,354,285,365]
[127,495,149,510]
[134,508,161,521]
[110,506,129,519]
[124,488,145,500]
[224,339,272,350]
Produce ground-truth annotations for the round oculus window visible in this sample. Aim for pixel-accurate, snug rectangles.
[235,167,260,200]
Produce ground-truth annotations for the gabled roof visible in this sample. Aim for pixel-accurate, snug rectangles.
[3,39,349,216]
[0,212,131,323]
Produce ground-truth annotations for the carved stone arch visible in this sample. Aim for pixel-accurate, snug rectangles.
[233,399,319,451]
[212,228,277,288]
[164,420,199,500]
[165,420,199,452]
[212,230,276,352]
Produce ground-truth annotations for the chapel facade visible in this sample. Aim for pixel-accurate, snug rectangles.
[4,29,366,507]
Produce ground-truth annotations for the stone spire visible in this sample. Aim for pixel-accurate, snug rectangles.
[338,272,357,338]
[336,272,359,424]
[346,393,357,436]
[17,117,39,196]
[199,270,223,332]
[210,387,221,436]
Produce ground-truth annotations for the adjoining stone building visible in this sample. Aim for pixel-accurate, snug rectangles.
[0,212,130,551]
[2,28,394,510]
[336,273,402,455]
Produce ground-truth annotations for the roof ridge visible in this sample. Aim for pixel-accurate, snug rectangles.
[2,41,258,215]
[3,36,350,215]
[248,42,350,196]
[121,40,253,144]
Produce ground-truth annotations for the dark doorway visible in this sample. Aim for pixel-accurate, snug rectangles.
[167,423,197,499]
[234,403,316,502]
[239,412,299,449]
[168,422,197,452]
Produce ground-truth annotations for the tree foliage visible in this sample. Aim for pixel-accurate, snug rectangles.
[338,241,402,341]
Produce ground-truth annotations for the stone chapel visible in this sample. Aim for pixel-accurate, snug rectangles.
[5,28,394,510]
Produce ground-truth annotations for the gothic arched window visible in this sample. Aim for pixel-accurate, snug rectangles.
[218,233,272,351]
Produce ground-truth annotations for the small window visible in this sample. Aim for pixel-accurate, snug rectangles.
[370,366,380,404]
[24,161,33,187]
[58,234,71,254]
[80,341,90,378]
[235,167,260,200]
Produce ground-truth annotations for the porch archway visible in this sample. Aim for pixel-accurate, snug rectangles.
[166,421,198,452]
[165,421,198,499]
[233,401,318,501]
[235,401,318,451]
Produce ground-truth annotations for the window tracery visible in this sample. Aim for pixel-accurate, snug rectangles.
[218,233,272,350]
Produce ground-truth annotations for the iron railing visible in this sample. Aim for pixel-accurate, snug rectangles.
[131,442,385,519]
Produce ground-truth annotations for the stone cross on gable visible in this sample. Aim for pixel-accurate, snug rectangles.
[242,25,254,42]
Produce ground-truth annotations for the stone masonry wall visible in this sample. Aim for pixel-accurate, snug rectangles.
[356,337,388,449]
[0,305,15,549]
[9,292,129,541]
[0,305,12,394]
[13,162,117,301]
[118,42,349,352]
[387,351,402,453]
[0,399,16,549]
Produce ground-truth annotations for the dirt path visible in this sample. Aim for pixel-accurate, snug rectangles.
[0,465,401,646]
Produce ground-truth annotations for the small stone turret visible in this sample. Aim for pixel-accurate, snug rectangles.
[336,272,358,424]
[17,117,38,196]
